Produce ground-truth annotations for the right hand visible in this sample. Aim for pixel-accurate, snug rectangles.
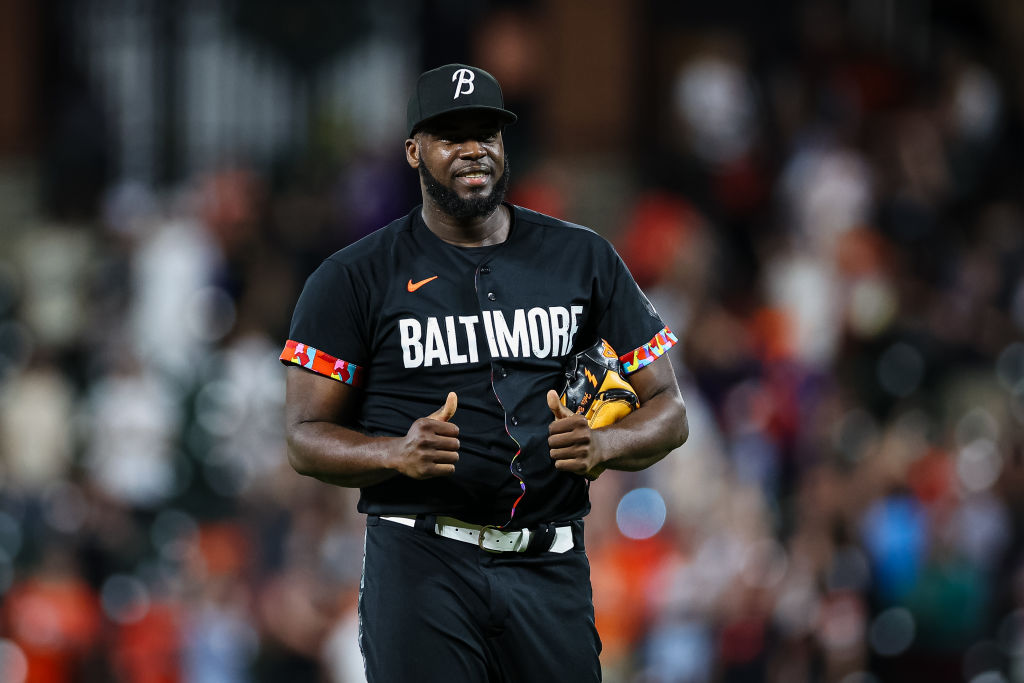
[394,392,460,479]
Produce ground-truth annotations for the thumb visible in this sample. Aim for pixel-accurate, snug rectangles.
[428,392,458,422]
[547,389,574,420]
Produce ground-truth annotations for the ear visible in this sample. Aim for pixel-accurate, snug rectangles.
[405,137,420,169]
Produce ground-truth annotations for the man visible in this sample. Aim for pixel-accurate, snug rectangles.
[281,63,687,682]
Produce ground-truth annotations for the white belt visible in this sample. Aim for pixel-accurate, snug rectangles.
[379,515,575,554]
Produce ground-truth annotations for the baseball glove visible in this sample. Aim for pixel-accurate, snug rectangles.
[559,339,639,479]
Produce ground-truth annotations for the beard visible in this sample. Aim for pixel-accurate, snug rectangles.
[420,157,510,221]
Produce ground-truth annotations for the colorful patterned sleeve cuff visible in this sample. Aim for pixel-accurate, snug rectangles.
[619,327,678,374]
[280,340,364,387]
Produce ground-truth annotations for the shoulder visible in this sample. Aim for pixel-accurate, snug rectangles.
[510,204,612,251]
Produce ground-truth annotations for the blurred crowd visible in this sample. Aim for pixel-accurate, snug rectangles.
[2,1,1024,682]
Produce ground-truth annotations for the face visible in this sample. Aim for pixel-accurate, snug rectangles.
[407,111,509,220]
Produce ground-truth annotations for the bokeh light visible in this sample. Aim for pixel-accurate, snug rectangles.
[826,546,871,593]
[996,342,1024,392]
[195,380,246,437]
[150,507,198,561]
[963,640,1003,682]
[101,574,151,624]
[969,673,1007,683]
[41,480,88,534]
[848,278,898,338]
[876,342,925,398]
[185,286,237,343]
[868,607,915,657]
[616,488,667,540]
[957,439,1003,493]
[0,639,28,683]
[956,408,1000,448]
[833,409,879,464]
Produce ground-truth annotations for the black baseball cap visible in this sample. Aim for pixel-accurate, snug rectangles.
[406,63,517,137]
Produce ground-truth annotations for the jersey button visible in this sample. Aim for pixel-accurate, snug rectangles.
[487,292,496,301]
[511,416,519,426]
[480,266,491,274]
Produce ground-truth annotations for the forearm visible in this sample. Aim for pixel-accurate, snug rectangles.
[286,420,401,488]
[596,390,688,472]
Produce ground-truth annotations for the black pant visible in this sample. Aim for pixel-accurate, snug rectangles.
[359,515,602,682]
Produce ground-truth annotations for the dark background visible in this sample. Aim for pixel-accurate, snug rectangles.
[1,1,1023,681]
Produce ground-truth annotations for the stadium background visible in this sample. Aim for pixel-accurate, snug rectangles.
[1,1,1024,681]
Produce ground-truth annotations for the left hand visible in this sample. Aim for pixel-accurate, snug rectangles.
[546,390,607,479]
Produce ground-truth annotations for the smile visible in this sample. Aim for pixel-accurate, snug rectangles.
[456,171,491,188]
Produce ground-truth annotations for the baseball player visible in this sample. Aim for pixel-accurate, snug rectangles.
[281,63,687,682]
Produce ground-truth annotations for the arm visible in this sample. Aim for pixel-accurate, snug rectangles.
[547,353,688,477]
[284,367,460,488]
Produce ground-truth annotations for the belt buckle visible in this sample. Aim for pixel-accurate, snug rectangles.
[477,524,503,554]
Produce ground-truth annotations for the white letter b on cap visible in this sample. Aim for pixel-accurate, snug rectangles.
[452,68,475,99]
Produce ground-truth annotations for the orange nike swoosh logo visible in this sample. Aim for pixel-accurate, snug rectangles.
[407,275,438,292]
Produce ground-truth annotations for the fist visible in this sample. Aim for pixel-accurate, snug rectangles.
[396,392,460,479]
[546,390,605,478]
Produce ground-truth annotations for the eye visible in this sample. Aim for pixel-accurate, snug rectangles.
[427,131,453,143]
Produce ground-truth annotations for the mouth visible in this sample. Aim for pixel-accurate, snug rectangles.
[454,166,493,188]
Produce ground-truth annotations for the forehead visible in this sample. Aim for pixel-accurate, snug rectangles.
[417,110,504,138]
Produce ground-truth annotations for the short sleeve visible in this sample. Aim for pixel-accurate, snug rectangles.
[594,248,678,375]
[279,260,370,386]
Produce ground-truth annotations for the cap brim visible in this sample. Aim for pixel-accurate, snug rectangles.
[410,105,518,137]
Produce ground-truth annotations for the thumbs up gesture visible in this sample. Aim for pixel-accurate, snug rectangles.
[428,391,458,423]
[547,390,606,479]
[396,392,460,479]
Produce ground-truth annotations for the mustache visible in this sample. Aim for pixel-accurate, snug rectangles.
[419,157,510,221]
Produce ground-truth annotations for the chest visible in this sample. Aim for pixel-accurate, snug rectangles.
[371,249,594,372]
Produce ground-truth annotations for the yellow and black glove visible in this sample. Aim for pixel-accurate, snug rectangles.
[559,339,639,478]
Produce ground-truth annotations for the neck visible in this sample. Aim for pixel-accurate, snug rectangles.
[421,201,510,247]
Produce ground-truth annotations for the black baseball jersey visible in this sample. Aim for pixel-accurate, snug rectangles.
[280,204,677,528]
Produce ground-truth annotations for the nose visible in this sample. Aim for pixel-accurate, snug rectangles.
[458,139,487,159]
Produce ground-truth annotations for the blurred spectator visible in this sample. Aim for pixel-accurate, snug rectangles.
[128,210,224,379]
[0,359,74,492]
[180,524,258,683]
[111,602,182,683]
[2,543,103,683]
[82,359,182,509]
